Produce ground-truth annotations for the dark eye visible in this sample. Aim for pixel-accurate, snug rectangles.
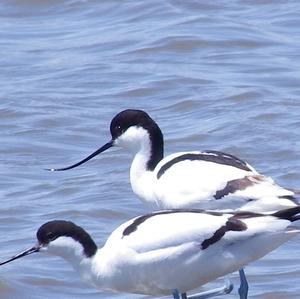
[46,232,57,241]
[115,125,125,135]
[111,124,125,139]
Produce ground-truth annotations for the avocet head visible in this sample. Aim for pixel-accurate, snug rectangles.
[0,220,97,266]
[110,109,156,150]
[48,109,163,171]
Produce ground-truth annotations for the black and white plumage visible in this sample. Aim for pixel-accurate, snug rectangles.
[1,207,300,298]
[49,109,297,212]
[47,109,298,298]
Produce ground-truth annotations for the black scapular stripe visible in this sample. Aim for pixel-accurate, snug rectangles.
[272,206,300,222]
[214,176,256,200]
[201,216,247,250]
[157,151,251,179]
[122,209,223,237]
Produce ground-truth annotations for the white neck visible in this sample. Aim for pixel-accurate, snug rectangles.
[129,135,158,209]
[130,148,156,207]
[43,237,99,289]
[115,127,157,208]
[80,247,139,293]
[45,237,86,265]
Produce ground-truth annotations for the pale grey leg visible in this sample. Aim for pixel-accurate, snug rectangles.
[184,278,233,299]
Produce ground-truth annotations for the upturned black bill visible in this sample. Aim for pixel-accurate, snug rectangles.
[0,246,40,266]
[46,140,114,171]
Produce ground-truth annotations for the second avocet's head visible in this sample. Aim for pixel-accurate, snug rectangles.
[48,109,163,171]
[36,220,97,260]
[0,220,97,267]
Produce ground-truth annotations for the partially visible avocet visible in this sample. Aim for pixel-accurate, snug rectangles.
[1,207,300,299]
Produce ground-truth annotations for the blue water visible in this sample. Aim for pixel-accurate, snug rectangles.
[1,0,300,298]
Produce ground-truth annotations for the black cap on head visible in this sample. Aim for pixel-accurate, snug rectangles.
[37,220,97,257]
[110,109,154,140]
[110,109,163,170]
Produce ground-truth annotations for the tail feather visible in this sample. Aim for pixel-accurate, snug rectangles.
[273,205,300,222]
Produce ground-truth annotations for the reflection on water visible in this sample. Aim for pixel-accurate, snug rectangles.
[1,0,300,298]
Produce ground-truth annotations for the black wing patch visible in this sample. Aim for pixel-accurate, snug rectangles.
[122,209,223,237]
[122,214,153,237]
[201,216,247,250]
[273,205,300,222]
[214,176,261,200]
[122,209,264,239]
[157,151,252,179]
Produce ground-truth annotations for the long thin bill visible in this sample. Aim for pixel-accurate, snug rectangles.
[0,246,40,266]
[46,140,114,171]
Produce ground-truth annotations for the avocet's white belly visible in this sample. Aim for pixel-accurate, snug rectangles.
[79,210,300,296]
[89,230,298,296]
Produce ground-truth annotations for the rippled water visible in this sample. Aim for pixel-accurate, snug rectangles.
[1,0,300,298]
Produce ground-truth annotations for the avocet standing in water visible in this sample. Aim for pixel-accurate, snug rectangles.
[48,109,298,299]
[1,207,300,299]
[49,109,297,213]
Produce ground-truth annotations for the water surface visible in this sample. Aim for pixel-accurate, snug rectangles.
[1,0,300,298]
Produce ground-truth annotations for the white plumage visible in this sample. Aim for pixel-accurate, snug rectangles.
[96,210,298,295]
[47,109,298,298]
